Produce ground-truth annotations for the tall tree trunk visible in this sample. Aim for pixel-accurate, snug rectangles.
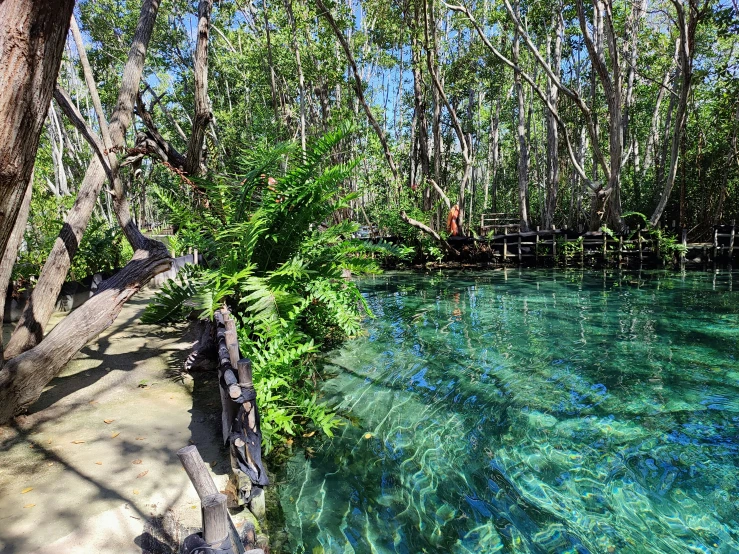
[0,0,75,260]
[485,97,502,211]
[184,0,214,176]
[513,18,530,232]
[641,44,676,178]
[262,1,281,127]
[5,0,162,359]
[543,13,562,229]
[650,0,705,226]
[285,0,307,154]
[424,0,472,231]
[411,5,431,209]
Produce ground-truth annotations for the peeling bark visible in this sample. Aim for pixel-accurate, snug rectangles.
[0,0,75,259]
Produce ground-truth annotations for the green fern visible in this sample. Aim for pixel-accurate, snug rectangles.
[145,124,410,451]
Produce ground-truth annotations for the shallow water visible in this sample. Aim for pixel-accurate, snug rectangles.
[278,270,739,554]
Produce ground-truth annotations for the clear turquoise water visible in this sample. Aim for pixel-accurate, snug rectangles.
[278,270,739,554]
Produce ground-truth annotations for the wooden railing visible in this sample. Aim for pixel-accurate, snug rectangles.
[479,213,520,236]
[176,307,267,554]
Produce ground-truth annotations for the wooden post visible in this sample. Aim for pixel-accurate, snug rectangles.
[713,228,719,260]
[637,228,643,263]
[177,445,219,499]
[193,248,198,265]
[503,238,508,260]
[618,236,623,267]
[602,232,607,260]
[224,314,240,368]
[681,227,687,269]
[237,359,253,389]
[730,220,735,261]
[535,226,539,264]
[517,235,522,264]
[552,232,557,260]
[202,493,230,545]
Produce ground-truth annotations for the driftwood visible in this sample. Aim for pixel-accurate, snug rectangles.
[400,211,459,256]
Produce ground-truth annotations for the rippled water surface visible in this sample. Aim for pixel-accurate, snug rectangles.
[277,270,739,553]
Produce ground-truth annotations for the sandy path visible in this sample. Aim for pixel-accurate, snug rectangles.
[0,293,228,554]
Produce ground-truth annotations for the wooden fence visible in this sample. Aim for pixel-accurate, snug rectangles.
[446,223,739,268]
[175,308,268,554]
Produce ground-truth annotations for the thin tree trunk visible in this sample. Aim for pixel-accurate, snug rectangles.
[0,0,75,259]
[316,0,399,184]
[0,181,33,370]
[543,13,562,229]
[5,0,162,359]
[285,0,307,154]
[513,17,530,231]
[650,0,704,226]
[262,1,281,127]
[424,0,472,231]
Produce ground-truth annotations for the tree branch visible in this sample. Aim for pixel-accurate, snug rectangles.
[401,211,459,256]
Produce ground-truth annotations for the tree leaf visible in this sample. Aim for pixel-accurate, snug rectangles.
[21,487,33,494]
[103,419,115,424]
[111,432,120,438]
[136,471,149,478]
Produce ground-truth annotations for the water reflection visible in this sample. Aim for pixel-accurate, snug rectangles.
[278,270,739,553]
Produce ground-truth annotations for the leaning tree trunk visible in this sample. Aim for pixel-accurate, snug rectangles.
[0,0,75,262]
[0,243,171,423]
[4,0,162,359]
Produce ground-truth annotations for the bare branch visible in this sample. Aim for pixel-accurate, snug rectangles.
[401,211,459,256]
[53,86,113,182]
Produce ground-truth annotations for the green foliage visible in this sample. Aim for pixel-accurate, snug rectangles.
[559,236,583,263]
[13,182,130,287]
[144,127,407,451]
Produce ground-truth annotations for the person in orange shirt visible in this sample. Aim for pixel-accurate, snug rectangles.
[446,204,460,236]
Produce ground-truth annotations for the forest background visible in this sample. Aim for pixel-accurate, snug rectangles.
[0,0,737,445]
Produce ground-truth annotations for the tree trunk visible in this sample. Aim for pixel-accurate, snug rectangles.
[0,0,75,260]
[513,19,530,232]
[0,181,33,369]
[410,7,431,209]
[5,0,162,359]
[285,0,307,154]
[184,0,214,176]
[424,0,472,232]
[650,0,703,226]
[316,0,399,185]
[543,14,562,229]
[0,243,171,423]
